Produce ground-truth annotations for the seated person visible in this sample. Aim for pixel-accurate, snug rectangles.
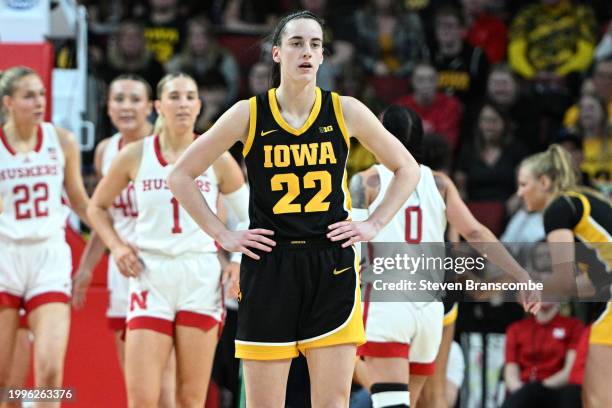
[503,302,584,408]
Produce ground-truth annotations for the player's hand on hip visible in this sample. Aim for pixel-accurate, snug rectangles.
[218,229,275,260]
[72,267,93,309]
[327,220,379,248]
[223,261,241,299]
[111,242,142,278]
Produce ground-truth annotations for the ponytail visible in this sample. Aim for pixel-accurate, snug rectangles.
[520,144,576,193]
[548,144,576,192]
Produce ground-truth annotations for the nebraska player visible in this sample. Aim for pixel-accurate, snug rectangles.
[351,106,539,407]
[72,74,152,354]
[88,73,247,407]
[0,66,90,403]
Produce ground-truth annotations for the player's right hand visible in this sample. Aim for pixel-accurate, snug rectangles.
[72,268,93,309]
[112,242,142,277]
[218,229,275,260]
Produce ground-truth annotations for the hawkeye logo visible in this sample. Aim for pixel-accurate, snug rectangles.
[319,125,333,133]
[333,266,352,275]
[261,129,278,136]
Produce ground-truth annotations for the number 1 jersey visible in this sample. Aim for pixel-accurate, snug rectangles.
[134,135,218,256]
[0,123,67,242]
[243,87,352,240]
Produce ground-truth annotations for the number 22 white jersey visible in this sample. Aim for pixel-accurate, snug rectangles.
[134,135,219,256]
[0,123,68,242]
[369,164,446,243]
[101,133,137,244]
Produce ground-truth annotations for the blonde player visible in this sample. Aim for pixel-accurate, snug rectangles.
[72,74,178,407]
[88,72,246,408]
[352,105,539,407]
[0,66,90,406]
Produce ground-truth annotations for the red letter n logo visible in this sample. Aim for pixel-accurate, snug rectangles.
[130,290,149,311]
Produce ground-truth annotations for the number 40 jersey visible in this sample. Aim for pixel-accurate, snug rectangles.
[0,123,68,242]
[243,87,351,240]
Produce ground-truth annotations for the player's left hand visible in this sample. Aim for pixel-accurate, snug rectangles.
[327,220,379,248]
[223,261,240,299]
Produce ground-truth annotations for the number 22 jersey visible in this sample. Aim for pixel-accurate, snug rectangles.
[243,87,352,240]
[0,123,67,242]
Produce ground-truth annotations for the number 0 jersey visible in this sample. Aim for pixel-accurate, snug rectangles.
[0,123,67,242]
[369,164,446,243]
[134,135,218,256]
[242,87,351,240]
[101,133,138,244]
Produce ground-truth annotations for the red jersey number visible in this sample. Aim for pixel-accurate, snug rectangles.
[404,206,422,243]
[13,183,49,219]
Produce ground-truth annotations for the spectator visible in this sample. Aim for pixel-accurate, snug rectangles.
[221,0,285,34]
[485,64,540,152]
[352,0,429,77]
[554,129,592,188]
[574,94,612,195]
[563,57,612,130]
[195,70,229,132]
[508,0,597,81]
[300,0,355,90]
[503,303,584,408]
[142,0,184,65]
[395,62,462,150]
[99,19,166,91]
[166,16,240,104]
[454,102,527,206]
[432,5,489,106]
[461,0,508,64]
[247,61,271,97]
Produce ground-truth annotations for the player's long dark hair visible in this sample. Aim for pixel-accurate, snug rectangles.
[269,10,325,88]
[381,105,424,163]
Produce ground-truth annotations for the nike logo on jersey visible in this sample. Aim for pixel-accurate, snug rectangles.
[333,266,352,275]
[261,129,278,136]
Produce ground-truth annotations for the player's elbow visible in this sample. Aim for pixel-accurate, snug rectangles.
[166,166,186,195]
[463,224,491,242]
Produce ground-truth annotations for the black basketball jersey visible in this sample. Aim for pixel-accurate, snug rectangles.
[544,191,612,298]
[242,87,352,240]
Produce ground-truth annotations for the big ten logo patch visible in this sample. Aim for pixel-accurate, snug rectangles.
[130,290,149,311]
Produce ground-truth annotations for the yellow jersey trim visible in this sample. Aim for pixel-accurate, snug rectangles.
[331,92,351,148]
[443,303,459,327]
[268,87,322,136]
[242,97,257,157]
[567,192,611,242]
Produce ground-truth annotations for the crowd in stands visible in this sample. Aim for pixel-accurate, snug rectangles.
[64,0,612,406]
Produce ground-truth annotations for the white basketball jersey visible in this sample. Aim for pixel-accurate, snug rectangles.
[101,133,138,243]
[370,164,447,243]
[0,123,68,242]
[134,135,218,256]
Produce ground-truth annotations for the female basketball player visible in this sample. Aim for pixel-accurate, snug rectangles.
[72,74,178,407]
[351,105,539,407]
[87,72,246,408]
[0,66,90,405]
[517,145,612,408]
[167,10,421,407]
